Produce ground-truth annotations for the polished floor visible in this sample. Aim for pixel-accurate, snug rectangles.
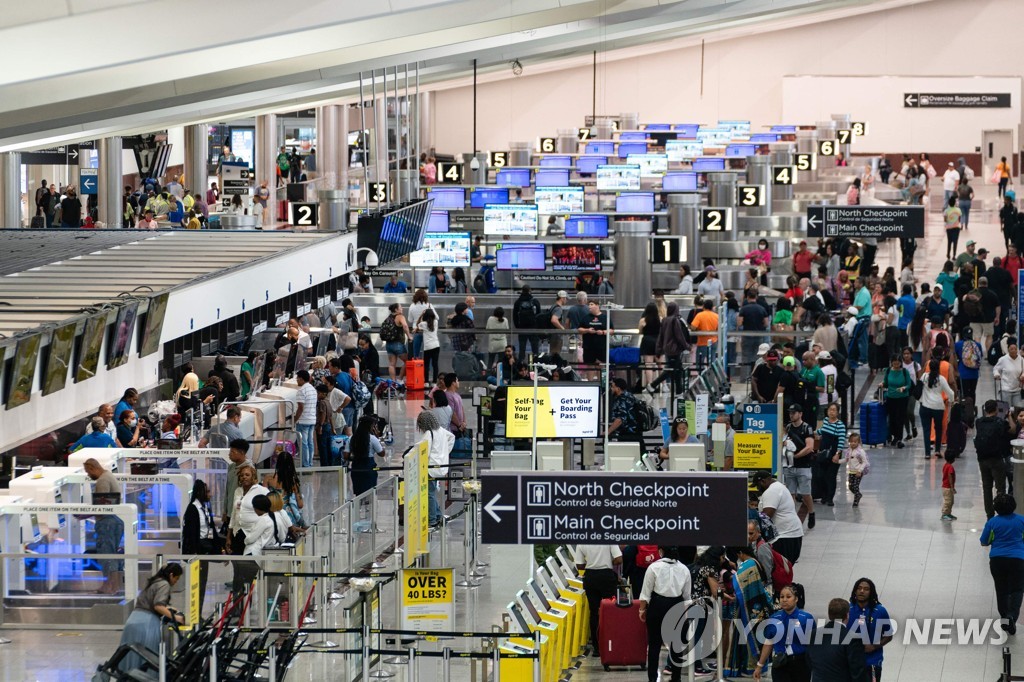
[3,181,1023,681]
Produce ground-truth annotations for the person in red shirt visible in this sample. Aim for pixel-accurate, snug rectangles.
[792,240,817,280]
[941,452,957,521]
[1003,245,1024,288]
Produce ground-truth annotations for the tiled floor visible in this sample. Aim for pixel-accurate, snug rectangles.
[3,182,1023,680]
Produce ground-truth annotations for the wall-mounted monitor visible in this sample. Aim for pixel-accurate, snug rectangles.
[484,204,538,235]
[626,153,669,178]
[139,292,170,358]
[693,157,727,172]
[770,125,797,134]
[426,210,450,233]
[673,124,700,137]
[597,164,641,191]
[645,123,671,131]
[749,133,780,143]
[665,140,704,162]
[75,312,106,383]
[535,187,585,214]
[618,131,647,141]
[409,232,471,267]
[576,155,606,174]
[107,301,139,369]
[5,333,40,409]
[551,244,600,271]
[585,141,615,155]
[496,243,546,271]
[617,141,648,158]
[41,322,76,396]
[725,143,758,158]
[662,172,698,192]
[539,155,572,168]
[470,187,510,209]
[496,168,532,187]
[534,169,570,187]
[615,192,655,213]
[228,126,255,167]
[564,214,609,239]
[427,187,466,209]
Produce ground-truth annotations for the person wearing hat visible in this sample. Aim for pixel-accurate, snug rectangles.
[923,283,951,324]
[783,402,817,529]
[971,248,990,283]
[547,291,568,355]
[955,240,978,270]
[752,471,804,563]
[942,161,961,205]
[777,354,806,414]
[696,264,724,303]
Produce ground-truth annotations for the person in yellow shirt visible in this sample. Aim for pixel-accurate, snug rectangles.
[997,156,1011,199]
[690,298,720,366]
[185,209,201,230]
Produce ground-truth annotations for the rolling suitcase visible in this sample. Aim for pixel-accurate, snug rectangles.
[859,400,888,447]
[598,596,647,671]
[405,358,425,390]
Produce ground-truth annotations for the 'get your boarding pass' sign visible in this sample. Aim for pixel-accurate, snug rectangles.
[504,385,600,438]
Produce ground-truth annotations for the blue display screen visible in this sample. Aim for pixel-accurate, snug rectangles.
[619,131,647,141]
[645,124,671,131]
[564,214,609,238]
[725,144,758,158]
[497,244,546,270]
[539,155,572,168]
[534,169,570,187]
[496,168,532,187]
[674,124,700,137]
[471,187,510,208]
[615,192,655,213]
[426,210,449,232]
[770,125,797,134]
[585,141,615,155]
[618,142,648,158]
[692,157,726,172]
[749,134,780,143]
[576,156,607,174]
[428,187,465,209]
[662,172,698,191]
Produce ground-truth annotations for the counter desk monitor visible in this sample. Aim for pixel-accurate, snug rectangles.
[749,133,780,144]
[496,243,546,270]
[484,204,538,235]
[535,186,584,214]
[551,244,600,271]
[770,125,797,134]
[597,164,640,191]
[471,187,510,209]
[665,140,704,161]
[427,187,466,210]
[692,157,727,172]
[626,153,669,178]
[564,214,609,238]
[534,168,570,188]
[696,128,732,145]
[615,192,655,213]
[496,168,532,187]
[575,155,606,174]
[726,143,758,158]
[719,119,752,135]
[539,155,572,168]
[673,124,700,137]
[585,141,615,155]
[426,210,450,232]
[617,141,648,158]
[409,232,471,267]
[662,172,698,192]
[618,131,647,141]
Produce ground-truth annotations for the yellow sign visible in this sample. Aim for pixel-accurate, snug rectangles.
[734,432,773,470]
[188,558,200,626]
[400,568,455,631]
[404,440,429,566]
[505,386,600,439]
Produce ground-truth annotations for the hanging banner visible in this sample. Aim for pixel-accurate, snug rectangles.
[505,385,600,438]
[403,440,429,566]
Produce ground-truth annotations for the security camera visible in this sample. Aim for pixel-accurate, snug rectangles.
[469,156,481,171]
[364,250,379,269]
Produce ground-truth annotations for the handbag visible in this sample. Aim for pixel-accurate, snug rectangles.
[772,652,792,669]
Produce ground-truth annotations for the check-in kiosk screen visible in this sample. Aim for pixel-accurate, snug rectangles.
[535,187,584,214]
[496,168,532,187]
[626,153,669,177]
[76,312,106,383]
[615,192,655,213]
[484,204,538,235]
[42,322,76,396]
[551,244,600,271]
[576,156,606,174]
[665,140,704,162]
[534,169,570,187]
[539,155,572,168]
[693,157,727,172]
[585,141,615,155]
[107,301,139,369]
[496,244,546,271]
[409,232,471,267]
[139,291,170,358]
[5,333,40,409]
[597,164,641,191]
[564,215,609,238]
[426,210,450,233]
[427,187,465,209]
[471,188,510,209]
[662,172,698,192]
[726,144,758,158]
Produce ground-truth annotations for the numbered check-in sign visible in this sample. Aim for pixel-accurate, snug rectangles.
[538,137,557,153]
[836,129,853,145]
[436,162,464,184]
[488,151,507,169]
[794,153,817,171]
[737,185,766,207]
[772,166,797,185]
[289,202,319,227]
[818,139,839,156]
[700,207,732,232]
[577,128,592,141]
[852,122,868,137]
[368,182,391,203]
[649,236,683,264]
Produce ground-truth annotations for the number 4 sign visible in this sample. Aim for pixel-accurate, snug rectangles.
[289,202,319,227]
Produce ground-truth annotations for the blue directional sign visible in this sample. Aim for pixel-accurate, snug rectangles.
[1017,270,1024,327]
[80,168,98,195]
[743,402,779,472]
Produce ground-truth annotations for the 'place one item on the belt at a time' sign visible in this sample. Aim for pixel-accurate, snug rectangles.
[504,385,600,438]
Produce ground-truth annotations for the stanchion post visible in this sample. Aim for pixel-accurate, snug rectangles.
[408,643,418,682]
[492,646,501,682]
[442,647,452,681]
[532,631,542,682]
[268,644,277,682]
[158,638,167,682]
[209,638,217,682]
[362,595,372,682]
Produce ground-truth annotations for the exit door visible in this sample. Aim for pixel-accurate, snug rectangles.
[983,129,1014,183]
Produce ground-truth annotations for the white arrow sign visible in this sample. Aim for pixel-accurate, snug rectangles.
[68,149,78,160]
[905,94,918,106]
[484,493,516,523]
[82,177,95,190]
[807,214,821,231]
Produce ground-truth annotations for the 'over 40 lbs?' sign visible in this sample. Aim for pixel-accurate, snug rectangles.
[505,385,600,438]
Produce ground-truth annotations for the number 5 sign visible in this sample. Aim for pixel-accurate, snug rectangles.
[289,202,319,227]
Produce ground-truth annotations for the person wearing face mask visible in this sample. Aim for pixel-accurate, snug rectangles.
[115,409,147,448]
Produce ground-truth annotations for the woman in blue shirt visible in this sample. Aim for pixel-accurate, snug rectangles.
[847,577,893,681]
[753,583,813,682]
[980,493,1024,635]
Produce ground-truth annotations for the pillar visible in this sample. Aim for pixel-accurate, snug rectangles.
[556,129,577,154]
[417,91,432,157]
[796,130,819,183]
[619,112,639,132]
[667,193,701,269]
[255,113,278,222]
[374,97,388,185]
[744,156,773,217]
[815,120,837,170]
[316,105,339,189]
[0,152,21,228]
[613,219,654,308]
[832,113,852,160]
[769,144,796,201]
[185,124,209,204]
[98,136,122,228]
[509,142,531,167]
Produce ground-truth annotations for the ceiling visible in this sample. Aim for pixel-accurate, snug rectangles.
[0,0,933,151]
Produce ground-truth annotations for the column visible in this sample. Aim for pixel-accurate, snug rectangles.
[98,136,123,228]
[613,219,654,308]
[374,97,389,186]
[667,193,701,269]
[0,152,21,228]
[744,156,773,218]
[815,120,837,170]
[769,144,796,202]
[255,113,278,223]
[316,105,339,189]
[185,124,209,204]
[796,130,819,183]
[417,91,432,156]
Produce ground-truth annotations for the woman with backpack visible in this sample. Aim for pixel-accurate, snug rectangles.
[956,326,983,402]
[880,355,913,448]
[379,303,410,383]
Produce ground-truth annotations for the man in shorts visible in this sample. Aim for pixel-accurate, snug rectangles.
[783,403,817,529]
[578,300,610,380]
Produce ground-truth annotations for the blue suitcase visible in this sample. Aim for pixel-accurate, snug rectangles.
[859,401,887,446]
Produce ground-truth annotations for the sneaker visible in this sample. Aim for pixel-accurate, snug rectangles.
[807,513,816,529]
[825,500,835,507]
[911,428,919,439]
[897,440,905,449]
[852,501,860,508]
[941,514,955,521]
[854,493,862,506]
[646,385,657,396]
[925,454,931,459]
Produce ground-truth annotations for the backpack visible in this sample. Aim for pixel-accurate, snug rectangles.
[634,397,660,433]
[350,380,372,410]
[974,417,1009,458]
[768,544,793,590]
[472,273,487,294]
[453,351,485,381]
[960,340,981,370]
[962,289,983,319]
[756,512,778,543]
[989,337,1007,366]
[379,314,402,342]
[636,545,660,568]
[515,297,538,328]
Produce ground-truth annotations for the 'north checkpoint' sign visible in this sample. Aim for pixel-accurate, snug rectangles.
[806,205,925,239]
[480,471,747,546]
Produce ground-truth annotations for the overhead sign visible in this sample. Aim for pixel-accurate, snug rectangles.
[806,205,925,239]
[904,93,1011,108]
[481,471,748,545]
[649,236,683,264]
[700,207,732,232]
[22,144,80,166]
[505,385,600,439]
[80,168,98,195]
[737,185,766,207]
[742,402,779,472]
[404,440,429,566]
[436,162,464,184]
[289,202,319,227]
[794,153,817,172]
[400,568,454,631]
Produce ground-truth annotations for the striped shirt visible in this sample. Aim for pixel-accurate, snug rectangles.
[816,418,847,454]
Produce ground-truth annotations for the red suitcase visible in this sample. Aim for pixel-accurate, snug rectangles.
[598,598,647,671]
[405,358,425,390]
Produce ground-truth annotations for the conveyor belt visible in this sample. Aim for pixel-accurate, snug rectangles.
[0,229,155,277]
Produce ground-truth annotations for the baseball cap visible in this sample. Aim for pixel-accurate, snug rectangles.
[933,283,943,291]
[557,290,568,299]
[978,248,989,255]
[782,356,797,369]
[966,240,976,247]
[788,403,803,412]
[765,350,780,360]
[846,306,859,315]
[705,265,717,273]
[817,350,832,360]
[948,161,955,166]
[757,343,771,356]
[751,470,773,484]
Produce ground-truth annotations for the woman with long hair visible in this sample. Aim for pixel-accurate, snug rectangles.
[908,307,928,365]
[407,288,431,359]
[638,302,662,386]
[485,307,510,369]
[116,563,184,671]
[918,358,956,459]
[847,577,894,678]
[753,583,814,682]
[451,267,468,293]
[346,415,383,496]
[263,450,304,529]
[418,308,441,384]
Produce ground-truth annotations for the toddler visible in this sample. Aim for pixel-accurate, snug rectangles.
[844,432,870,507]
[941,452,957,521]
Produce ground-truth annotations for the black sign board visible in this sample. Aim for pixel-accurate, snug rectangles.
[437,162,464,184]
[737,185,766,207]
[538,137,557,153]
[773,166,797,185]
[481,471,748,546]
[794,153,817,172]
[905,93,1011,108]
[488,151,508,169]
[368,182,391,203]
[577,128,592,141]
[836,129,853,145]
[818,139,839,157]
[700,207,732,232]
[289,202,319,227]
[806,205,926,239]
[22,145,81,166]
[649,236,683,264]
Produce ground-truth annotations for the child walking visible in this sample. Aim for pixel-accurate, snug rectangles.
[845,432,869,507]
[941,452,957,521]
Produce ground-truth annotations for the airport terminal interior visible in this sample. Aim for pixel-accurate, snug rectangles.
[4,0,1024,680]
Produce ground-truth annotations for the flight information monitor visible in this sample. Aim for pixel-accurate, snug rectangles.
[427,187,466,209]
[665,140,704,161]
[617,141,648,158]
[496,168,532,187]
[564,214,609,238]
[585,141,615,155]
[496,244,546,270]
[662,172,698,191]
[725,143,758,158]
[596,164,641,191]
[576,155,607,174]
[471,187,510,209]
[626,153,669,177]
[534,169,570,187]
[426,210,450,233]
[484,204,539,235]
[534,187,585,214]
[539,155,572,168]
[615,192,655,213]
[409,232,471,267]
[692,157,727,172]
[618,131,647,141]
[551,244,600,271]
[673,124,700,137]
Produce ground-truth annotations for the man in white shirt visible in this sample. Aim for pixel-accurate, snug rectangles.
[86,404,122,445]
[752,470,804,564]
[696,266,724,304]
[994,341,1024,407]
[942,162,960,205]
[817,351,839,410]
[575,544,623,648]
[293,370,318,467]
[637,546,693,680]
